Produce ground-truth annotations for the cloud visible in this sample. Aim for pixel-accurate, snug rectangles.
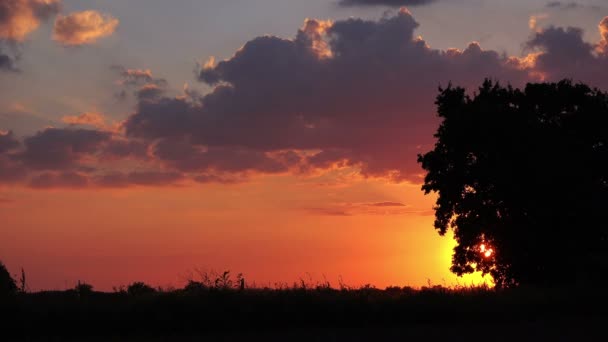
[0,42,18,72]
[0,0,61,41]
[4,11,608,188]
[546,1,582,10]
[93,171,184,188]
[0,0,60,71]
[125,9,529,182]
[53,10,118,46]
[0,131,20,153]
[62,112,106,128]
[520,24,608,85]
[29,171,89,189]
[529,14,549,31]
[111,66,168,101]
[599,17,608,54]
[338,0,436,7]
[17,128,111,170]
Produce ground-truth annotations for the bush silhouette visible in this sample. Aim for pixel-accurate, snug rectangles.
[0,261,17,297]
[419,79,608,288]
[127,282,156,296]
[75,281,94,296]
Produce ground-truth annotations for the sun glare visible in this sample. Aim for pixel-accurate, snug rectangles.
[479,244,494,258]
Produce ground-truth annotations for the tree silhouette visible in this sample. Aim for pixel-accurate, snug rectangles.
[419,80,608,288]
[0,261,17,296]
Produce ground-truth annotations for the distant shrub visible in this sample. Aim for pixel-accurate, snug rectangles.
[0,261,17,297]
[75,281,94,296]
[183,280,206,292]
[127,282,156,296]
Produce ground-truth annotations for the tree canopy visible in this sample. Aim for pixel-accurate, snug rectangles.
[419,80,608,288]
[0,261,17,296]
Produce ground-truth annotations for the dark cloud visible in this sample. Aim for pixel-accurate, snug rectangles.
[0,131,20,153]
[101,139,149,160]
[0,45,18,72]
[17,128,111,170]
[338,0,436,7]
[4,11,608,188]
[29,171,89,189]
[94,171,184,188]
[521,25,608,88]
[126,9,529,182]
[0,156,26,184]
[151,138,291,174]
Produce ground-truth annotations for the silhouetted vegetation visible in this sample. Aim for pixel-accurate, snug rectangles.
[1,262,607,340]
[419,79,608,288]
[0,261,17,297]
[127,282,156,296]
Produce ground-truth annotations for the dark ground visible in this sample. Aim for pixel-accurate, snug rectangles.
[3,286,607,341]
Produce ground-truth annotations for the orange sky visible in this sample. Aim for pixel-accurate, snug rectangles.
[10,1,608,292]
[0,173,490,291]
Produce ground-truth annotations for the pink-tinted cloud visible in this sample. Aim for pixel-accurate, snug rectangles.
[62,112,106,128]
[0,0,60,41]
[126,9,530,182]
[0,0,60,70]
[111,65,168,101]
[4,10,608,188]
[53,10,118,46]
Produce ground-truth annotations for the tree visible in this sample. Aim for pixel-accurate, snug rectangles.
[418,79,608,288]
[0,261,17,296]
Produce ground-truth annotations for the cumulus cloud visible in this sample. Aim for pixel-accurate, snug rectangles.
[338,0,436,7]
[3,10,608,188]
[53,10,118,46]
[125,9,529,182]
[522,24,608,84]
[0,0,61,41]
[0,0,60,71]
[17,128,112,170]
[599,16,608,54]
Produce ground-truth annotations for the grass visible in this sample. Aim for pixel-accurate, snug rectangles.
[3,273,608,341]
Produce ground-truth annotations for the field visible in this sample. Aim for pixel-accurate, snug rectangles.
[3,283,608,341]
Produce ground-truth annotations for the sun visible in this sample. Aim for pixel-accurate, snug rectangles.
[479,244,494,258]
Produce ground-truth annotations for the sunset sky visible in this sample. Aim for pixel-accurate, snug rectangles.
[2,0,608,291]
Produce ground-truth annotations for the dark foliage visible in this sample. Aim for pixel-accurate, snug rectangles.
[2,285,607,340]
[419,79,608,288]
[75,281,94,296]
[0,261,17,296]
[127,282,156,296]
